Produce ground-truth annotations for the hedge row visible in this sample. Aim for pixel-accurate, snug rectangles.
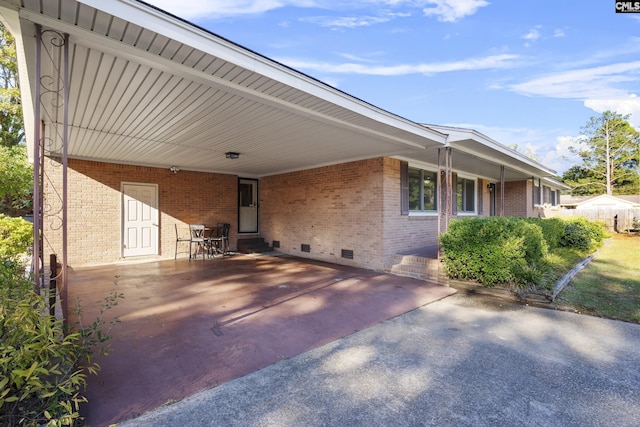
[439,216,607,287]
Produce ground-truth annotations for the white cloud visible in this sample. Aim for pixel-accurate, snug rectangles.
[422,0,490,23]
[144,0,317,20]
[300,15,391,28]
[276,53,518,75]
[509,61,640,99]
[540,135,587,173]
[553,29,565,38]
[522,27,541,42]
[510,62,640,131]
[584,94,640,130]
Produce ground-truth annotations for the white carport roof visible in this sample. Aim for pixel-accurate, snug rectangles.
[1,0,562,183]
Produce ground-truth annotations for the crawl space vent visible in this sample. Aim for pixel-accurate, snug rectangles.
[341,249,354,259]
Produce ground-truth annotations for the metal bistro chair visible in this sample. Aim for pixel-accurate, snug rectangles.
[208,222,230,257]
[174,224,191,259]
[189,224,206,261]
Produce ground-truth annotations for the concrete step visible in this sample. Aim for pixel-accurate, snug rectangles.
[384,254,448,284]
[237,237,272,254]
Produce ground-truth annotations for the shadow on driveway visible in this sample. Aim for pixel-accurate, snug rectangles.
[68,254,455,426]
[119,292,640,427]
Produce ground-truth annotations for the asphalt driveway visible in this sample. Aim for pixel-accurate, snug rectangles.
[119,292,640,427]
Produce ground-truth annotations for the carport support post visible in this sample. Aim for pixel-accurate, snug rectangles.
[500,165,505,217]
[33,26,70,315]
[33,25,42,293]
[437,146,453,235]
[61,32,69,316]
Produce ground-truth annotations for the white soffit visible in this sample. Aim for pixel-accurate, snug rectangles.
[7,0,446,177]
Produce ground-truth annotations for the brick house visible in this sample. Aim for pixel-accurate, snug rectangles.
[2,1,568,283]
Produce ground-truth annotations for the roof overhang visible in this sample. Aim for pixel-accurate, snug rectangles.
[426,124,565,184]
[1,0,565,184]
[1,0,446,178]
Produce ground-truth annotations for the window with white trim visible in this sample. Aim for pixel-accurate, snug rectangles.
[456,177,476,213]
[408,167,437,211]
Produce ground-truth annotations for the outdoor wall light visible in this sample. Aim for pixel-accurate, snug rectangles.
[225,151,240,159]
[169,166,179,174]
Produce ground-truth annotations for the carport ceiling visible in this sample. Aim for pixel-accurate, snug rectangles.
[7,0,446,178]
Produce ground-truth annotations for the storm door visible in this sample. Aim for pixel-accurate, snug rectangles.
[238,178,258,233]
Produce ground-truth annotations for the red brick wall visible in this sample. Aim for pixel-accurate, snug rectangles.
[260,157,439,270]
[260,158,385,270]
[381,158,438,261]
[499,180,534,217]
[45,157,539,270]
[43,159,237,266]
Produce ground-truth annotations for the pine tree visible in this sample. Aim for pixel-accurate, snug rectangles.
[563,111,640,196]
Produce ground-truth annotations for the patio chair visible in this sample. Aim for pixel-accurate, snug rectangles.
[208,222,230,257]
[174,224,191,259]
[189,224,206,261]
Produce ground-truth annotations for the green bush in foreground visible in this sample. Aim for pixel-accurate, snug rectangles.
[0,262,121,426]
[0,215,33,260]
[440,216,607,288]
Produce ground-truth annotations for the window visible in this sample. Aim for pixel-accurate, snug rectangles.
[543,186,551,204]
[456,177,476,213]
[408,167,437,211]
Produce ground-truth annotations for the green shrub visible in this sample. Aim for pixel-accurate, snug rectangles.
[0,215,33,261]
[0,268,121,426]
[559,217,607,252]
[440,217,547,286]
[528,217,565,251]
[440,216,608,289]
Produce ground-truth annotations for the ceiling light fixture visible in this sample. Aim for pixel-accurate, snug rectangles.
[225,152,240,159]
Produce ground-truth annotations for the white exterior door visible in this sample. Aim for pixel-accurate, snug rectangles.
[122,183,158,257]
[238,178,258,233]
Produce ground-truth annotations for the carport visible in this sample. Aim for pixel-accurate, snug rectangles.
[68,253,455,425]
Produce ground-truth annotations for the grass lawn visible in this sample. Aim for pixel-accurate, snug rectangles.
[555,233,640,324]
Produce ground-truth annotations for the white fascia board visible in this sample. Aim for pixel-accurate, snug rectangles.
[0,4,35,160]
[392,155,500,183]
[541,177,571,190]
[426,124,559,177]
[77,0,446,145]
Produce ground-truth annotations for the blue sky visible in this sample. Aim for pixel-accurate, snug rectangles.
[144,0,640,174]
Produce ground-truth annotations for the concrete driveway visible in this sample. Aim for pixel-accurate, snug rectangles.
[119,292,640,427]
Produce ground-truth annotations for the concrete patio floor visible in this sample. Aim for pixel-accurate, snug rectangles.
[67,253,456,426]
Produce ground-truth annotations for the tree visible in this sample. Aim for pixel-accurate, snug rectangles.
[0,23,31,216]
[0,24,23,147]
[563,111,640,196]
